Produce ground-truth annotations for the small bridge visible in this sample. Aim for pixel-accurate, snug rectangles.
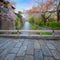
[0,30,60,39]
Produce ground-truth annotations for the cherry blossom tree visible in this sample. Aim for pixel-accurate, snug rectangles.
[26,0,60,22]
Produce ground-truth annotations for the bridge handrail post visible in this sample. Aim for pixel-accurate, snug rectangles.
[17,30,19,34]
[52,30,55,36]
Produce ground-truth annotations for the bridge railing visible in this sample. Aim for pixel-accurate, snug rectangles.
[0,30,60,39]
[0,30,60,35]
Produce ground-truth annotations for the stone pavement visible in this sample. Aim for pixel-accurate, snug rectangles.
[0,38,60,60]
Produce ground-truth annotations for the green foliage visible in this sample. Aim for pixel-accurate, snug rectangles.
[28,15,44,26]
[31,24,42,30]
[39,22,44,26]
[39,15,44,21]
[28,16,34,23]
[12,32,17,34]
[17,11,22,18]
[34,16,45,26]
[46,22,60,30]
[28,14,60,30]
[41,32,52,35]
[15,17,22,30]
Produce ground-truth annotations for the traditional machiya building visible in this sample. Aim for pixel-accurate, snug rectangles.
[0,0,17,30]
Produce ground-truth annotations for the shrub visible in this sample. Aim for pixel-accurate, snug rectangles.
[15,17,23,29]
[31,24,42,30]
[46,22,60,30]
[41,32,52,35]
[28,16,34,23]
[0,32,5,34]
[12,32,17,34]
[39,22,44,26]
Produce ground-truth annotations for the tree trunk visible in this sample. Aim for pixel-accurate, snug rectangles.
[57,2,60,22]
[41,13,46,23]
[57,10,60,22]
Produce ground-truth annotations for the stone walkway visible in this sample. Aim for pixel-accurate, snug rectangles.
[0,38,60,60]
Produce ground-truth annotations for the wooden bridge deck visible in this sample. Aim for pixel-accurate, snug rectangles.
[0,37,60,60]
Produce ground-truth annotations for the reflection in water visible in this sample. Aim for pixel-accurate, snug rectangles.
[23,22,31,30]
[21,21,31,34]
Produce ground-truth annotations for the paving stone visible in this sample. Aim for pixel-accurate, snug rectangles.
[8,41,17,48]
[26,45,34,55]
[1,41,12,50]
[0,42,16,59]
[17,40,28,56]
[39,40,46,46]
[28,40,34,46]
[0,38,60,60]
[15,56,24,60]
[0,49,9,60]
[0,56,4,60]
[44,56,54,60]
[41,45,52,56]
[34,40,40,49]
[0,40,9,48]
[34,49,43,60]
[0,49,4,54]
[15,42,22,48]
[49,41,60,52]
[4,54,16,60]
[26,40,34,55]
[53,42,60,52]
[24,55,33,60]
[0,40,5,44]
[51,50,60,60]
[9,48,19,54]
[0,54,6,60]
[47,43,55,49]
[56,48,60,52]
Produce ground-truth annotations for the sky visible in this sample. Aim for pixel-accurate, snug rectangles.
[13,0,48,13]
[13,0,33,13]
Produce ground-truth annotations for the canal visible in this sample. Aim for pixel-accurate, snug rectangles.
[21,21,31,35]
[23,21,31,30]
